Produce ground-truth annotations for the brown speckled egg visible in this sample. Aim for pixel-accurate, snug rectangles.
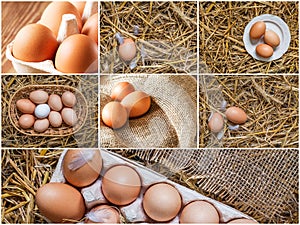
[40,1,82,37]
[111,82,135,102]
[121,91,151,118]
[101,102,128,129]
[228,218,258,224]
[264,30,280,48]
[225,106,247,124]
[55,34,98,73]
[179,201,219,223]
[48,94,63,111]
[118,38,137,62]
[85,205,121,223]
[19,114,35,129]
[34,119,49,132]
[12,24,58,62]
[16,99,35,114]
[249,21,266,39]
[30,90,49,104]
[208,112,224,133]
[36,182,85,223]
[61,91,77,107]
[102,165,141,206]
[256,44,273,58]
[63,149,102,188]
[61,108,78,126]
[71,1,86,16]
[143,183,182,222]
[48,111,62,127]
[81,13,98,44]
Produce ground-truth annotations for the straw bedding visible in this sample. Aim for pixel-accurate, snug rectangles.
[1,75,98,148]
[200,1,299,73]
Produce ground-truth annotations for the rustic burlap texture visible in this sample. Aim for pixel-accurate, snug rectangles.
[100,75,197,148]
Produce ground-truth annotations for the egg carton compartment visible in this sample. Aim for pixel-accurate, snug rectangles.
[9,85,88,137]
[51,149,257,223]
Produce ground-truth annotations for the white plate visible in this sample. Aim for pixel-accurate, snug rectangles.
[243,14,291,62]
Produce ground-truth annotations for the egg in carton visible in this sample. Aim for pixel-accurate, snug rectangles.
[50,149,258,224]
[6,1,98,74]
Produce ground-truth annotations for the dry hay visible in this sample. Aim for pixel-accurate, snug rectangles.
[200,75,299,148]
[1,75,98,148]
[100,1,197,74]
[200,1,299,73]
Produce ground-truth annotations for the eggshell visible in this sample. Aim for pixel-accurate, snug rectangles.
[71,1,86,16]
[18,114,35,129]
[228,218,258,224]
[34,118,49,133]
[40,1,82,37]
[63,149,102,188]
[111,82,135,101]
[264,30,280,48]
[118,38,137,62]
[208,112,224,133]
[36,182,85,223]
[81,13,98,44]
[61,108,78,126]
[179,201,220,223]
[16,99,35,114]
[121,91,151,118]
[249,21,266,39]
[256,43,273,58]
[48,94,63,111]
[34,104,50,119]
[102,165,141,206]
[225,106,247,124]
[61,91,77,107]
[55,34,98,73]
[143,183,181,222]
[85,205,120,223]
[101,102,128,129]
[29,90,49,104]
[12,24,58,62]
[48,111,62,127]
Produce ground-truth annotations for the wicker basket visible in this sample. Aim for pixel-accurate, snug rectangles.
[9,85,88,137]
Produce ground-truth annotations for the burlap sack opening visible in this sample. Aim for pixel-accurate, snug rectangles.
[100,75,197,148]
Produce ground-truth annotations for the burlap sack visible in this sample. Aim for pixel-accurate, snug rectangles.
[100,75,197,148]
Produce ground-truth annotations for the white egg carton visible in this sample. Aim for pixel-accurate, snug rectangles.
[51,149,257,223]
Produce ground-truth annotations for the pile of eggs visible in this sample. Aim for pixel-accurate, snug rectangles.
[101,82,151,129]
[12,1,98,73]
[17,90,78,132]
[250,21,280,58]
[208,106,247,133]
[35,150,257,223]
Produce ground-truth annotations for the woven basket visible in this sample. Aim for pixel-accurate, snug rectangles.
[9,85,88,137]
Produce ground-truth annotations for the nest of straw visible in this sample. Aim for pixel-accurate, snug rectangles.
[200,1,299,73]
[200,75,299,148]
[1,75,98,148]
[100,1,197,74]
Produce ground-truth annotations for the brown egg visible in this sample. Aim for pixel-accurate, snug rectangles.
[40,1,82,37]
[118,38,137,62]
[61,91,77,107]
[179,201,220,223]
[48,111,62,127]
[111,82,135,101]
[19,114,35,129]
[12,24,58,62]
[101,102,128,129]
[48,94,63,111]
[55,34,98,73]
[102,165,141,206]
[85,205,120,223]
[16,99,35,114]
[225,106,247,124]
[34,119,49,132]
[121,91,151,118]
[249,21,266,39]
[71,1,86,16]
[208,112,224,133]
[61,108,78,126]
[36,182,85,223]
[143,183,182,222]
[256,44,273,58]
[63,149,102,188]
[228,218,258,224]
[264,30,280,48]
[29,90,49,104]
[81,13,98,44]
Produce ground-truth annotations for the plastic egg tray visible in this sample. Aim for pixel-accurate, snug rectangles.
[51,149,257,223]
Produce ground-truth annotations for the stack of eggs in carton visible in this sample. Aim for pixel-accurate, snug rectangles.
[7,1,98,73]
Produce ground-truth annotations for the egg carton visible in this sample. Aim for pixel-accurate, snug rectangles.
[51,149,258,223]
[5,2,98,74]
